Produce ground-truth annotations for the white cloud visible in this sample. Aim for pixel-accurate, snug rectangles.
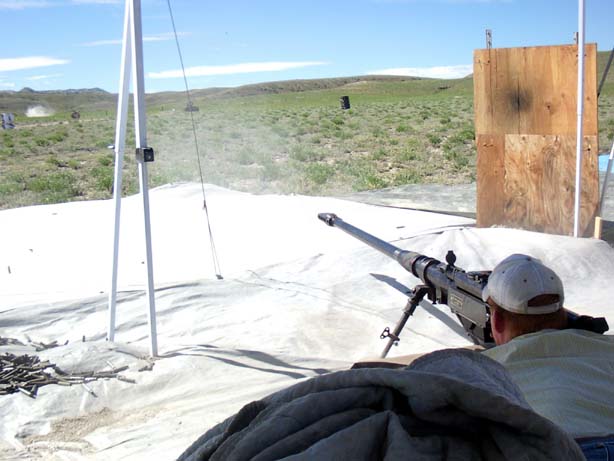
[0,0,148,8]
[148,61,328,79]
[0,0,121,8]
[0,57,69,72]
[368,64,473,79]
[80,39,122,47]
[0,1,50,9]
[0,81,16,88]
[373,0,510,3]
[71,0,121,4]
[143,32,189,42]
[447,0,512,3]
[27,73,63,81]
[80,32,189,47]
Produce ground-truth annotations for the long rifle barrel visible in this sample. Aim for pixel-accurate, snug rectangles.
[318,212,494,348]
[318,213,422,277]
[318,213,405,259]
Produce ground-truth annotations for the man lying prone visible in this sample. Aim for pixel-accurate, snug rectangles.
[480,254,614,460]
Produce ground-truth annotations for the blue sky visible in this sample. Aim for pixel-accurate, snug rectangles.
[0,0,612,93]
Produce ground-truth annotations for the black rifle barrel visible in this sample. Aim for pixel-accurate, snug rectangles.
[318,213,423,276]
[318,212,491,337]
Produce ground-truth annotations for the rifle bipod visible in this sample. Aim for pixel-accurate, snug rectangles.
[380,285,431,358]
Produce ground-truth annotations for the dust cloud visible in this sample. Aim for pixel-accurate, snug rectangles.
[26,105,55,117]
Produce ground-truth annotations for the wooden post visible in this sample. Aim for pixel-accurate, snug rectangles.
[594,216,603,239]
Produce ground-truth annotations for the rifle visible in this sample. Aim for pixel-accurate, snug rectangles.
[318,213,609,358]
[318,213,493,357]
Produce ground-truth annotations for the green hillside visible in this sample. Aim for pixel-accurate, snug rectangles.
[0,51,612,210]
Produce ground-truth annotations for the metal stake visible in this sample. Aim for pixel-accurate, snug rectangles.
[485,29,492,49]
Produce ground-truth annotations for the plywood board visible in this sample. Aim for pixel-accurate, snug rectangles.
[473,44,599,236]
[476,134,505,226]
[504,134,598,236]
[474,44,597,136]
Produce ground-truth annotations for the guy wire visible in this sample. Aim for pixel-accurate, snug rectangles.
[166,0,223,279]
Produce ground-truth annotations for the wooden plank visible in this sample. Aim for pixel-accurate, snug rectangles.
[474,44,597,136]
[517,44,597,135]
[517,46,572,134]
[474,44,599,236]
[476,134,505,227]
[473,49,494,134]
[494,47,522,135]
[504,134,598,236]
[474,48,521,135]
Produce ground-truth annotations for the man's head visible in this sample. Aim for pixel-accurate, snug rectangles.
[482,254,568,345]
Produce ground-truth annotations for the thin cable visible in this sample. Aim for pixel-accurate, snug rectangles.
[166,0,223,279]
[598,45,614,98]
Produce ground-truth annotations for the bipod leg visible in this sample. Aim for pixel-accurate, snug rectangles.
[380,285,430,358]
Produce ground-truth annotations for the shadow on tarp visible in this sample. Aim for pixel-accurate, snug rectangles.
[370,273,469,341]
[159,344,331,379]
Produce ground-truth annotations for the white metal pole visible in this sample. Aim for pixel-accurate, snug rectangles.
[130,0,158,357]
[573,0,586,237]
[108,0,132,342]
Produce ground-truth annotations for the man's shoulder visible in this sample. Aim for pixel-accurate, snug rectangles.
[483,329,614,363]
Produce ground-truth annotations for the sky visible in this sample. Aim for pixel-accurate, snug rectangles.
[0,0,613,94]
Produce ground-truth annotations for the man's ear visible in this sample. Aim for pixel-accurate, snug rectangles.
[490,308,506,345]
[491,308,505,333]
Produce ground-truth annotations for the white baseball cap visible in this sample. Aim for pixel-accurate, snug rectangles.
[482,254,564,314]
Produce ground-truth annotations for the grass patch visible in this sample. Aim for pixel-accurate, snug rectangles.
[1,69,613,209]
[305,163,335,185]
[91,166,114,192]
[26,171,80,204]
[290,145,322,162]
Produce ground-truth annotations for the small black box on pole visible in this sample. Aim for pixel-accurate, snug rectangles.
[136,147,155,162]
[339,96,350,110]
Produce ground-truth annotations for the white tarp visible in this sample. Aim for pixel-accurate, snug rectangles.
[0,183,612,460]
